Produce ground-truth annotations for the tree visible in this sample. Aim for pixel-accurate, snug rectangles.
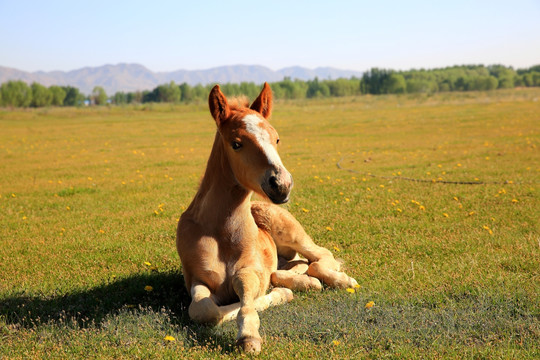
[112,91,127,105]
[156,81,181,102]
[306,77,330,98]
[0,80,33,107]
[31,82,53,107]
[62,86,84,106]
[49,85,66,106]
[91,86,108,105]
[384,73,407,94]
[361,68,391,94]
[488,65,515,89]
[179,83,193,102]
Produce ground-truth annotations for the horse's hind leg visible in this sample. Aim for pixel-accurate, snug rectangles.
[271,259,322,291]
[263,204,358,289]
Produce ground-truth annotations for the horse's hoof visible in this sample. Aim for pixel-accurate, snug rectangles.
[271,287,294,303]
[236,336,262,354]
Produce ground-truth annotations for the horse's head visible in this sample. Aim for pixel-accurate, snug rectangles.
[208,83,293,204]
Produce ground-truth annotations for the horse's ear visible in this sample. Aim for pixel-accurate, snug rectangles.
[250,82,273,119]
[208,85,230,126]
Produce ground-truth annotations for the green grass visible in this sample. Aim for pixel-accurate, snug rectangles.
[1,89,539,359]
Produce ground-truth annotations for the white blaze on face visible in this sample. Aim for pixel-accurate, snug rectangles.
[242,114,283,166]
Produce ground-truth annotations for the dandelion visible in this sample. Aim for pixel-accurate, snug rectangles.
[98,229,105,233]
[332,340,341,346]
[164,335,176,342]
[443,213,449,218]
[144,261,152,267]
[354,284,361,289]
[333,246,340,252]
[22,216,27,220]
[346,288,355,294]
[468,211,475,216]
[302,208,309,213]
[511,199,518,203]
[396,208,402,213]
[365,301,375,309]
[453,196,459,201]
[144,285,153,292]
[326,226,333,231]
[345,198,350,202]
[11,193,16,198]
[66,206,70,210]
[419,205,425,211]
[483,225,494,235]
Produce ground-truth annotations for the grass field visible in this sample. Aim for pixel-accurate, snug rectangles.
[1,89,539,359]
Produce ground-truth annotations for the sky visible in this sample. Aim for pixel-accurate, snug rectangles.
[1,0,539,73]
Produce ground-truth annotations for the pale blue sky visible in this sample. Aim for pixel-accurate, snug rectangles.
[1,0,539,72]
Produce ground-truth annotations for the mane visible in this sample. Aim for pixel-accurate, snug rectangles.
[227,96,250,111]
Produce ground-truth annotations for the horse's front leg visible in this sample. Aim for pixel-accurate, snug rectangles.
[188,282,293,327]
[231,268,264,353]
[231,268,293,353]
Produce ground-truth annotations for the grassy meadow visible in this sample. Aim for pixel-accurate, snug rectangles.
[0,89,539,359]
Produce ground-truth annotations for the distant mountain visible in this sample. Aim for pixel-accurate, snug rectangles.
[0,63,363,95]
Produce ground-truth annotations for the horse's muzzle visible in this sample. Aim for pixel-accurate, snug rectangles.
[262,167,293,204]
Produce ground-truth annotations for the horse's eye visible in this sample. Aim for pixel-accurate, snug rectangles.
[276,138,280,145]
[232,141,242,150]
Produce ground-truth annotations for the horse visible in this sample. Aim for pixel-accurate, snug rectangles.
[176,83,357,353]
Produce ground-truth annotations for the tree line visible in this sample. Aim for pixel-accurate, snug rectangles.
[1,64,539,108]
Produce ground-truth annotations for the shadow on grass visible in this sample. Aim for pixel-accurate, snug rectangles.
[1,274,538,354]
[0,270,237,353]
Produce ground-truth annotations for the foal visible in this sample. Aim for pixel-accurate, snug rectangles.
[177,83,357,353]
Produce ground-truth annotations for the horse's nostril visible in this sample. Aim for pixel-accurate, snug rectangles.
[269,176,279,190]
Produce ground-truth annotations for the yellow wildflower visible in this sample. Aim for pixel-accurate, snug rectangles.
[443,213,449,218]
[346,288,355,294]
[333,246,340,252]
[511,199,518,203]
[144,285,153,292]
[326,226,333,231]
[302,208,309,213]
[332,340,340,346]
[144,261,152,266]
[164,335,176,342]
[365,301,375,309]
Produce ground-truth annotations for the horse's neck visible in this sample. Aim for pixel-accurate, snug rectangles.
[190,132,255,234]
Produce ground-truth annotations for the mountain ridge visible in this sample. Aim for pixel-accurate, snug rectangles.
[0,63,363,95]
